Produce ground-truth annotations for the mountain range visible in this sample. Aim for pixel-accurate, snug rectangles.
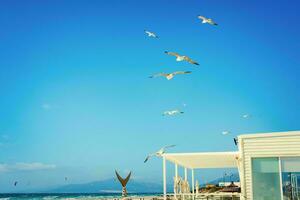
[42,173,239,193]
[44,178,171,193]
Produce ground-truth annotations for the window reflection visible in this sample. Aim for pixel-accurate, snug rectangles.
[252,157,281,200]
[281,158,300,200]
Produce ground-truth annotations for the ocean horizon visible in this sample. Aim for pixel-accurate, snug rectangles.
[0,193,161,200]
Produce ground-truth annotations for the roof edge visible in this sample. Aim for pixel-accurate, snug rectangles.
[238,130,300,139]
[163,151,239,157]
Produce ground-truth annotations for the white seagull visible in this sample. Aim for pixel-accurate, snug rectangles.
[144,30,158,38]
[144,145,176,163]
[162,110,184,116]
[165,51,199,65]
[149,71,191,80]
[222,131,230,135]
[198,16,218,26]
[242,114,251,119]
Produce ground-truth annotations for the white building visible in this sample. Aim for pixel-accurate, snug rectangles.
[161,131,300,200]
[218,182,240,187]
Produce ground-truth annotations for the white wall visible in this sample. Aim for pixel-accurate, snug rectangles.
[238,131,300,200]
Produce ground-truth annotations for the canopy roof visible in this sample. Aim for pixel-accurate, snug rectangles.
[163,151,239,169]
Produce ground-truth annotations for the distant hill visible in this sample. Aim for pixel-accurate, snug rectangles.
[41,174,239,193]
[44,178,172,193]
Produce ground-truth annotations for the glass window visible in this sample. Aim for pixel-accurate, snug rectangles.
[281,157,300,200]
[252,157,281,200]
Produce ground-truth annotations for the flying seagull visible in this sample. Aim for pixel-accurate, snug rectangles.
[149,71,191,80]
[242,114,251,119]
[144,145,176,163]
[222,131,230,135]
[198,16,218,26]
[162,110,184,116]
[165,51,199,65]
[144,30,158,38]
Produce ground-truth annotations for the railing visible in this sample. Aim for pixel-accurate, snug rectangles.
[291,174,299,200]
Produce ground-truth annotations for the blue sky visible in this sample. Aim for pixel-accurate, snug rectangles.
[0,0,299,192]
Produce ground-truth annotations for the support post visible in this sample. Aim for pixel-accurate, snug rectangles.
[192,169,195,197]
[163,156,167,200]
[174,164,178,200]
[278,157,283,200]
[184,167,187,200]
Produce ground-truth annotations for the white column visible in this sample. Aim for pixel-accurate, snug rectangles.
[278,157,283,200]
[192,169,195,195]
[184,167,187,200]
[163,156,167,200]
[238,139,246,200]
[174,164,178,200]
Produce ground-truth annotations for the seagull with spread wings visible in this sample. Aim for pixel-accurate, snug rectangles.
[198,16,218,26]
[242,114,251,119]
[163,110,184,116]
[222,131,230,135]
[144,30,158,38]
[165,51,199,65]
[149,71,191,80]
[144,145,176,163]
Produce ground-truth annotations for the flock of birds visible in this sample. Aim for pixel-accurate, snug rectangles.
[11,15,250,187]
[143,15,251,163]
[143,15,217,163]
[145,15,217,117]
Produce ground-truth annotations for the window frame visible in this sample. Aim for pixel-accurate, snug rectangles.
[251,156,300,200]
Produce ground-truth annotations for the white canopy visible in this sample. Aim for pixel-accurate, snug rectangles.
[163,151,239,169]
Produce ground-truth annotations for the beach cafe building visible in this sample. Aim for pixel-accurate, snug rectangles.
[161,131,300,200]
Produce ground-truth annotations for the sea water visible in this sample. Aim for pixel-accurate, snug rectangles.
[0,193,160,200]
